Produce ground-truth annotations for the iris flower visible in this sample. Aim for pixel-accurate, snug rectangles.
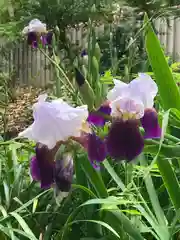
[22,19,52,48]
[19,94,89,149]
[106,73,161,161]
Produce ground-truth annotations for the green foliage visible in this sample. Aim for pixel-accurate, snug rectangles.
[145,13,180,110]
[1,3,180,240]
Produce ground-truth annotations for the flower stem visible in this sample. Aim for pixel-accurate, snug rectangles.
[39,48,83,104]
[156,157,180,210]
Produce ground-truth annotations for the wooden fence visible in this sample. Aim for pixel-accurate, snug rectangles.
[0,17,180,88]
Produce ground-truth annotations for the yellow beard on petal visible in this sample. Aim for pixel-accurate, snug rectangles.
[122,112,137,121]
[81,120,92,134]
[113,104,138,121]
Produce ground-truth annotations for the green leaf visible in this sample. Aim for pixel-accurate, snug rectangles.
[69,219,120,239]
[100,70,113,84]
[144,13,180,110]
[80,197,134,208]
[10,212,37,240]
[74,153,95,201]
[0,224,11,238]
[72,184,97,199]
[144,108,180,210]
[80,154,108,198]
[156,157,180,210]
[103,210,144,240]
[169,209,180,237]
[3,181,10,208]
[139,155,169,239]
[0,205,16,240]
[32,199,38,214]
[79,80,95,111]
[103,160,125,191]
[9,228,38,240]
[13,190,50,214]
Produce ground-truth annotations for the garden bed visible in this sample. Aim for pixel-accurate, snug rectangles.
[0,87,45,138]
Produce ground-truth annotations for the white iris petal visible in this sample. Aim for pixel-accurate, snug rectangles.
[22,19,47,35]
[107,79,128,101]
[108,73,158,118]
[111,97,144,120]
[19,94,88,149]
[129,73,158,108]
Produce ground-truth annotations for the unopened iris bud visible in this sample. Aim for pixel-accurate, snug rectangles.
[75,68,95,111]
[54,153,74,192]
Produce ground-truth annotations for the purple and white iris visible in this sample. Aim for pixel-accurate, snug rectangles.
[19,73,161,191]
[22,19,53,48]
[106,73,161,161]
[19,94,88,191]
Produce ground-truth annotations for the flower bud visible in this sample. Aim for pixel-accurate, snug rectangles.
[54,153,74,192]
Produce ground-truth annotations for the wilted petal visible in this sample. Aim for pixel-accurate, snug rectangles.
[54,154,74,192]
[35,143,55,189]
[141,108,161,139]
[106,120,144,161]
[30,156,41,181]
[88,133,107,167]
[87,103,111,126]
[18,94,88,149]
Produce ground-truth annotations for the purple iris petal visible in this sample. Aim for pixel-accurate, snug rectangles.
[27,32,37,45]
[46,32,53,45]
[141,108,161,139]
[81,49,87,57]
[54,154,74,192]
[32,41,38,48]
[35,144,55,189]
[40,35,47,45]
[88,133,107,168]
[88,105,111,126]
[30,156,41,181]
[106,120,144,161]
